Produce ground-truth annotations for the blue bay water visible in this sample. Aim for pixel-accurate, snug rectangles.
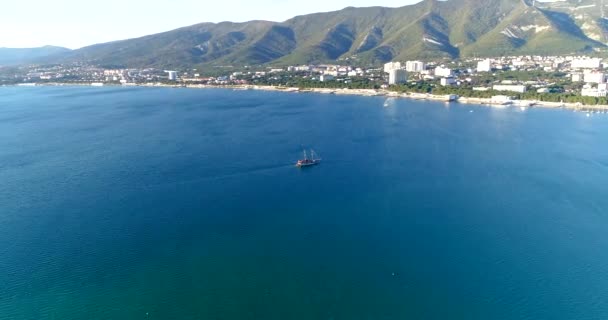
[1,86,608,319]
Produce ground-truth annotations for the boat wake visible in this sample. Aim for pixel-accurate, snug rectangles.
[140,163,296,190]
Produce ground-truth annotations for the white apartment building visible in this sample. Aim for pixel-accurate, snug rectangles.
[473,87,490,91]
[295,65,311,71]
[384,62,402,73]
[434,66,453,77]
[491,95,514,104]
[511,59,528,68]
[166,71,177,81]
[493,84,527,93]
[389,69,408,85]
[440,77,456,86]
[477,59,492,72]
[405,61,426,73]
[584,71,605,84]
[572,58,602,69]
[582,85,608,97]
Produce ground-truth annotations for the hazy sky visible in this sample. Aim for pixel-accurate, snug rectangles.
[1,0,421,49]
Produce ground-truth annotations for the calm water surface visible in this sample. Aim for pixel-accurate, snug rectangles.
[1,86,608,319]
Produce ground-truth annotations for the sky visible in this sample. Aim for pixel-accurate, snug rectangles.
[0,0,421,49]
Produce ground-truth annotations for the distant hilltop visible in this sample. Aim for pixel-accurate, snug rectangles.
[7,0,608,68]
[0,46,71,66]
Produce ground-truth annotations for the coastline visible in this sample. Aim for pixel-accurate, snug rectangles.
[6,82,608,111]
[220,84,608,111]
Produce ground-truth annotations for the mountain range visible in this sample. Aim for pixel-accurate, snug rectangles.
[0,46,70,66]
[6,0,608,68]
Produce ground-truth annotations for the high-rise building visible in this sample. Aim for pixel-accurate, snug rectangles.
[388,69,407,85]
[405,61,426,73]
[384,62,402,73]
[477,59,492,72]
[584,71,605,84]
[166,71,178,81]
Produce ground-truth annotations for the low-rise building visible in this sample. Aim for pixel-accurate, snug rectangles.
[491,95,514,104]
[319,74,334,82]
[295,65,311,71]
[493,84,527,93]
[324,70,339,76]
[572,58,602,69]
[582,85,608,97]
[434,66,453,77]
[440,77,456,86]
[473,87,490,91]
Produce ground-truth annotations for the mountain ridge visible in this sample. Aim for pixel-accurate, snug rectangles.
[26,0,608,68]
[0,46,71,66]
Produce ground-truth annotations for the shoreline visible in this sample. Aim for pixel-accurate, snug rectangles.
[6,82,608,111]
[220,84,608,111]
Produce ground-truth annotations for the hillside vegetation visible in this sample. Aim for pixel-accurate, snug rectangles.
[39,0,608,68]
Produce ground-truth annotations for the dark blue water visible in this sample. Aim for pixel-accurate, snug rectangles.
[2,86,608,319]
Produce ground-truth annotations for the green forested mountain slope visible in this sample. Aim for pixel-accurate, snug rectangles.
[41,0,608,68]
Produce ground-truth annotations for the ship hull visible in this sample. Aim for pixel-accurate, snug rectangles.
[296,161,320,167]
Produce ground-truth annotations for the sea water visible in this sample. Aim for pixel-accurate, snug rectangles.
[1,86,608,319]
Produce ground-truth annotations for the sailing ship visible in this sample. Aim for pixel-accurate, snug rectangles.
[296,149,321,167]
